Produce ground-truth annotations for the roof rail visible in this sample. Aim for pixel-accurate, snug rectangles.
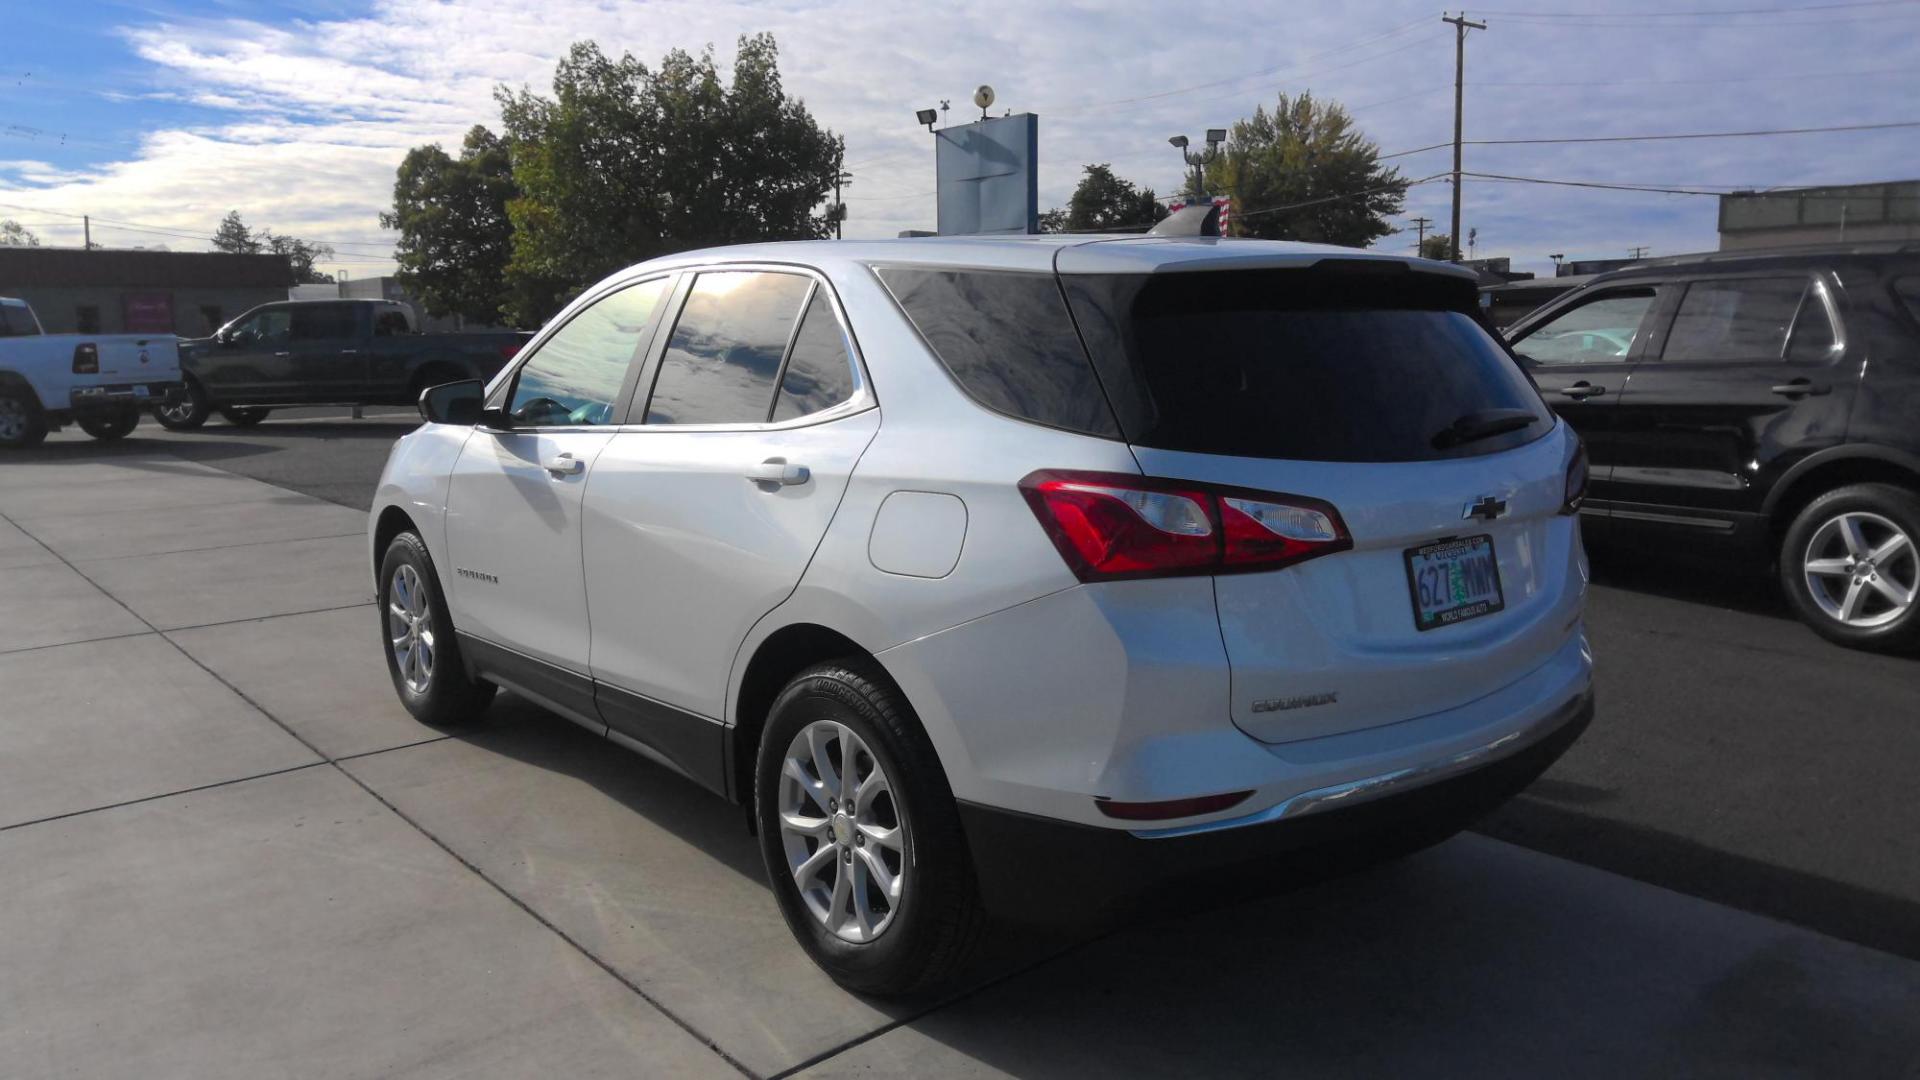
[1147,203,1220,238]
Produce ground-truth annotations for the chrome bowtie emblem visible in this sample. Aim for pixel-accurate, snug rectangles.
[1463,495,1508,521]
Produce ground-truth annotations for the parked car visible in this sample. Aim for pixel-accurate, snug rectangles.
[0,296,182,448]
[370,234,1593,996]
[157,298,529,428]
[1481,274,1596,329]
[1506,241,1920,651]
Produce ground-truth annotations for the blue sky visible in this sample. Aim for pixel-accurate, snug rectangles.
[4,0,1919,279]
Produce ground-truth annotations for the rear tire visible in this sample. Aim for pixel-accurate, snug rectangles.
[76,406,140,441]
[755,659,986,998]
[154,378,211,430]
[378,531,496,725]
[220,406,272,426]
[1779,483,1920,653]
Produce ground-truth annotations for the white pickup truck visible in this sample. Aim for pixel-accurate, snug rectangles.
[0,296,184,449]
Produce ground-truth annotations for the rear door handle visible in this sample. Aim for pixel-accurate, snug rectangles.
[273,351,292,358]
[745,458,810,487]
[1557,382,1606,400]
[544,453,585,477]
[1771,379,1830,398]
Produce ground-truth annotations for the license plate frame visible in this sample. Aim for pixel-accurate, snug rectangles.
[1404,534,1505,632]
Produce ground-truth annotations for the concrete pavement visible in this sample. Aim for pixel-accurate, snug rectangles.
[3,450,1919,1077]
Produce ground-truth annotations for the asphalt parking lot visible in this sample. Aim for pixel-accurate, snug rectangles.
[5,410,1920,1076]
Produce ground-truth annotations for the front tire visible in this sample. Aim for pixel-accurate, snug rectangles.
[1780,483,1920,653]
[154,378,210,430]
[378,531,496,725]
[76,406,140,441]
[220,406,272,427]
[755,660,986,998]
[0,388,48,449]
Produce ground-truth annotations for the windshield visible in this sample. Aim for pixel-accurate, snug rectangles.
[1061,269,1550,463]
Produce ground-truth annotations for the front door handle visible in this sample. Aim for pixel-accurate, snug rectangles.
[745,458,810,487]
[1771,379,1831,398]
[1557,381,1606,400]
[544,453,585,477]
[273,351,292,358]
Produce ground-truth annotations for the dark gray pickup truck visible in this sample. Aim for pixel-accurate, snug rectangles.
[157,299,529,428]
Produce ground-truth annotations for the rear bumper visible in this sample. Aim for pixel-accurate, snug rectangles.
[957,687,1592,925]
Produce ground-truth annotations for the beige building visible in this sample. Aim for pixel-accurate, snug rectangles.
[0,247,292,337]
[1719,180,1920,251]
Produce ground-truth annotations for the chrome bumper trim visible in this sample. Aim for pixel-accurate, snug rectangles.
[1132,688,1590,840]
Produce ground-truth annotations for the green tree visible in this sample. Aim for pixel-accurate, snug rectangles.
[262,233,336,285]
[1039,164,1170,233]
[381,125,519,325]
[1203,92,1406,246]
[211,210,333,283]
[0,219,38,247]
[495,35,843,324]
[211,210,260,254]
[1419,233,1452,261]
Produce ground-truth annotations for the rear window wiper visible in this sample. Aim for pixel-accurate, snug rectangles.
[1431,408,1539,450]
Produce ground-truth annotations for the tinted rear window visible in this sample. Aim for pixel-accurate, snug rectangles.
[1062,269,1550,462]
[875,267,1119,437]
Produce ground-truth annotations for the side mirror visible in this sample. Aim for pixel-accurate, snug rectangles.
[418,379,486,426]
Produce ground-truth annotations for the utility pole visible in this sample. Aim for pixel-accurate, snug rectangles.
[83,215,91,250]
[1409,216,1432,253]
[1628,245,1649,260]
[831,169,851,240]
[1443,13,1485,264]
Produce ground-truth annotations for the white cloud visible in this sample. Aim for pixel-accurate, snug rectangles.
[2,0,1918,279]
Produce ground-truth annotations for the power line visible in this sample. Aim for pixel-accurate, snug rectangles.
[1377,118,1920,161]
[0,200,395,253]
[1471,65,1916,86]
[1042,14,1435,115]
[1464,170,1920,200]
[1466,0,1916,14]
[1234,172,1452,221]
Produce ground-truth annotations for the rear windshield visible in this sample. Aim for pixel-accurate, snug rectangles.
[1061,269,1550,462]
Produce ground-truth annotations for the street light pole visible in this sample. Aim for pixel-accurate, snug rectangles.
[1169,129,1227,200]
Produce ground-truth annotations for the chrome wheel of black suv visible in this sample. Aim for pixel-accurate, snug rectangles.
[153,377,210,430]
[1782,484,1920,652]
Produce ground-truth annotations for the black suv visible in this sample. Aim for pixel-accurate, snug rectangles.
[1506,242,1920,652]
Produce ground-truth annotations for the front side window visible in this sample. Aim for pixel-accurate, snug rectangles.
[1661,277,1817,362]
[509,277,669,426]
[644,271,812,425]
[1512,290,1656,366]
[771,290,859,422]
[233,307,290,345]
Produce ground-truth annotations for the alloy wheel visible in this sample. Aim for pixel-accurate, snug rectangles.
[387,564,435,693]
[1802,510,1918,629]
[155,396,196,425]
[777,719,906,943]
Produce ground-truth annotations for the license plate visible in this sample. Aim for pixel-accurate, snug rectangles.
[1404,535,1504,631]
[132,385,150,398]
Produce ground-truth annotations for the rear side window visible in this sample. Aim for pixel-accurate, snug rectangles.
[1661,277,1823,362]
[876,267,1119,437]
[1893,277,1920,326]
[645,271,811,425]
[291,304,357,341]
[1061,269,1549,463]
[771,290,859,422]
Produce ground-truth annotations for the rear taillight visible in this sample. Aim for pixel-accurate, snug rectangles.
[1562,442,1589,515]
[1019,470,1351,582]
[72,343,99,374]
[497,342,522,361]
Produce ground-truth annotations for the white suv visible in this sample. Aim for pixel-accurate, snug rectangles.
[371,233,1593,996]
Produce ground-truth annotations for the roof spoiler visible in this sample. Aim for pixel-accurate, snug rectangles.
[1148,203,1220,238]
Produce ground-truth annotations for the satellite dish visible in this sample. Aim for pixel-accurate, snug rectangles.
[973,85,996,110]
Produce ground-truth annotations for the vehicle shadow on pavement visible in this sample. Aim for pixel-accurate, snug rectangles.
[1481,792,1920,962]
[1587,542,1791,621]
